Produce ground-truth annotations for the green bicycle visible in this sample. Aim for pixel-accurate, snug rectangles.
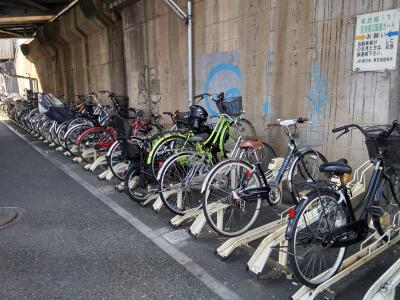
[147,93,256,177]
[156,94,276,215]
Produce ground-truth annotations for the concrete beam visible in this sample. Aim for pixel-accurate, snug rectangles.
[0,15,54,25]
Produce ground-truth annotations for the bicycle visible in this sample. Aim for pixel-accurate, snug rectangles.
[199,118,327,236]
[157,94,276,215]
[286,121,400,287]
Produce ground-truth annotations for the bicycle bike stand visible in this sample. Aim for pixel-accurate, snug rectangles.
[115,182,124,192]
[73,157,82,163]
[105,168,116,181]
[216,216,288,259]
[188,203,229,238]
[346,160,372,198]
[48,142,55,147]
[363,256,400,300]
[170,207,203,227]
[88,155,107,172]
[150,190,180,211]
[246,225,287,275]
[82,148,97,161]
[98,168,112,180]
[292,213,400,300]
[152,196,164,211]
[106,162,128,181]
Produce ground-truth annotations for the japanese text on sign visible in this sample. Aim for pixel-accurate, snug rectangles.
[353,9,399,71]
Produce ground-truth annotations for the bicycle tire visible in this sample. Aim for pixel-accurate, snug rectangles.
[201,159,262,237]
[158,151,211,215]
[287,149,328,203]
[288,188,348,287]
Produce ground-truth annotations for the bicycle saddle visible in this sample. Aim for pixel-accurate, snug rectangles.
[239,138,263,149]
[319,158,352,175]
[188,132,209,143]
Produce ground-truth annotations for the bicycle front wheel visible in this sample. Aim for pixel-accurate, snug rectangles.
[202,159,262,237]
[288,149,328,203]
[288,189,348,287]
[158,151,211,215]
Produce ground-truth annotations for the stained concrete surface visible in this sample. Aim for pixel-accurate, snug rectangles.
[0,119,399,300]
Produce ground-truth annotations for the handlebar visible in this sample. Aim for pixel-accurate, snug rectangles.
[192,92,225,104]
[332,120,399,140]
[267,117,311,127]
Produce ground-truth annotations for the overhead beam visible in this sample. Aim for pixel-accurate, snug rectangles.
[16,0,51,12]
[0,15,54,25]
[0,28,24,37]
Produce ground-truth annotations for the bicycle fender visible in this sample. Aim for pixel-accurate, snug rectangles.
[106,140,120,157]
[284,197,308,240]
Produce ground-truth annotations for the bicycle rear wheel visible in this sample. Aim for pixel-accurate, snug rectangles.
[77,128,114,164]
[373,169,400,239]
[64,124,92,156]
[288,189,348,287]
[201,159,262,237]
[288,150,328,203]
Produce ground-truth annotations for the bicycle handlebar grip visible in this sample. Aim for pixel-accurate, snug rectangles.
[193,93,209,100]
[297,117,309,123]
[162,112,173,115]
[332,125,349,133]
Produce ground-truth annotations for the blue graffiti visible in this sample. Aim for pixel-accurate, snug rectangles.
[308,64,327,123]
[262,98,270,114]
[203,63,242,115]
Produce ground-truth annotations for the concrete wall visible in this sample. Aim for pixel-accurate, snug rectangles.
[23,0,400,165]
[23,0,125,101]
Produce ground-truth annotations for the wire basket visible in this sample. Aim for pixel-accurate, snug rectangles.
[175,111,192,129]
[113,116,142,160]
[216,96,243,116]
[365,128,400,167]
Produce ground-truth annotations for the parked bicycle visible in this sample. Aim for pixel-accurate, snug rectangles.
[286,120,400,287]
[157,93,276,215]
[199,118,327,237]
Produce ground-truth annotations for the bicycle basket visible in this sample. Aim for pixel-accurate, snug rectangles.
[175,111,192,129]
[365,129,400,167]
[216,96,243,116]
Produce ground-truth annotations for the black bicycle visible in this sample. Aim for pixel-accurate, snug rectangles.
[286,120,400,287]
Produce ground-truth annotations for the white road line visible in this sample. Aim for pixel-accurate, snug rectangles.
[2,120,241,300]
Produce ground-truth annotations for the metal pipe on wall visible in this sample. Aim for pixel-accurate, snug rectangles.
[187,0,193,107]
[162,0,187,20]
[49,0,79,23]
[162,0,193,108]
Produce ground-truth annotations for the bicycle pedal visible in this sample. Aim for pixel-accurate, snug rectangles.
[368,206,384,218]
